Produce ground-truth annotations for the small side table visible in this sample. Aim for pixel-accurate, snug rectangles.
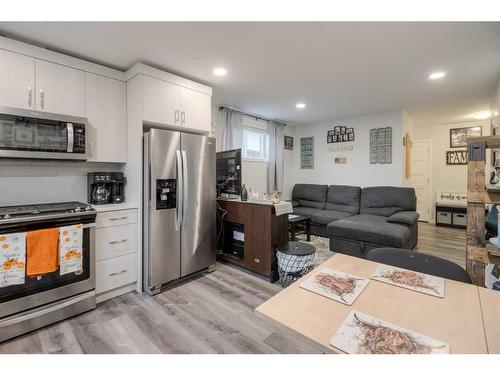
[288,214,311,241]
[277,242,316,287]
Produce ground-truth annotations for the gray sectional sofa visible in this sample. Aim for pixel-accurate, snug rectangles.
[290,184,419,258]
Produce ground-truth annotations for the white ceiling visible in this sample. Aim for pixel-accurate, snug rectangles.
[1,22,499,125]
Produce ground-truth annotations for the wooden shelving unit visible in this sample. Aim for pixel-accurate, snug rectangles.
[466,135,500,286]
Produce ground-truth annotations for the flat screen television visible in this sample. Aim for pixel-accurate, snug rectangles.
[216,149,242,197]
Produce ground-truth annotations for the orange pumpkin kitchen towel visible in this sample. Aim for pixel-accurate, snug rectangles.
[26,228,59,276]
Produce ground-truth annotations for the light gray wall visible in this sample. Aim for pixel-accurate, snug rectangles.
[291,110,405,195]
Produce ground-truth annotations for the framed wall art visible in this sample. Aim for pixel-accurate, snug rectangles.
[284,135,294,150]
[449,126,482,148]
[300,137,314,169]
[328,127,354,144]
[446,150,468,165]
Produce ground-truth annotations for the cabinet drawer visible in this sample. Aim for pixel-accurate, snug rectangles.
[96,253,137,294]
[96,209,137,228]
[453,212,467,227]
[96,224,137,261]
[436,211,452,225]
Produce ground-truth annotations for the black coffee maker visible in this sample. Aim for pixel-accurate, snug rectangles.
[88,172,126,205]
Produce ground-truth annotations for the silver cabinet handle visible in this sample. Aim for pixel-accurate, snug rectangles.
[27,86,32,108]
[109,269,127,276]
[39,89,44,109]
[109,239,128,245]
[109,216,127,221]
[181,111,186,125]
[175,110,180,124]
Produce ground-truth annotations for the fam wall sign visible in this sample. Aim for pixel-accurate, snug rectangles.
[446,150,468,165]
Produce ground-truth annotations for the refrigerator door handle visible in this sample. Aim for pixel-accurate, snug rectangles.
[181,150,188,225]
[176,149,183,231]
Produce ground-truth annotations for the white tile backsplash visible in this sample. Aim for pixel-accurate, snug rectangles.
[0,160,123,206]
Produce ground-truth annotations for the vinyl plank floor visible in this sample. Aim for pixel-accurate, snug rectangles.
[0,262,321,354]
[0,222,466,354]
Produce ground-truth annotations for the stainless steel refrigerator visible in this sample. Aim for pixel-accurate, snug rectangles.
[143,128,216,295]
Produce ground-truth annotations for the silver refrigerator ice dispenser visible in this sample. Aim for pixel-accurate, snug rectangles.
[143,128,216,295]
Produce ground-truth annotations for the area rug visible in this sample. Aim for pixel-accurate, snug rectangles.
[295,234,334,267]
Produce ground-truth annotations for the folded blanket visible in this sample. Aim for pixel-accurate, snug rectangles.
[274,201,293,216]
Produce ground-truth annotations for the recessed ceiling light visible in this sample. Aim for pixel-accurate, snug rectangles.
[296,103,306,109]
[471,111,491,120]
[429,71,446,80]
[213,67,227,76]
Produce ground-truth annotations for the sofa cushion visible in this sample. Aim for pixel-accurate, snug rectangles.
[311,210,354,226]
[387,211,420,225]
[327,214,411,248]
[293,206,322,217]
[325,185,361,214]
[360,186,416,217]
[292,184,328,209]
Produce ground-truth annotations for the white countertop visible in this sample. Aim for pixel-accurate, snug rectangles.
[92,203,139,212]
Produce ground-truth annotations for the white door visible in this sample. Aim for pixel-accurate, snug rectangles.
[179,86,211,133]
[142,75,180,127]
[0,49,35,109]
[411,140,431,222]
[85,73,126,162]
[35,59,86,117]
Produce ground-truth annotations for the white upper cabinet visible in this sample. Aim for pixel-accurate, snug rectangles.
[142,75,180,127]
[0,49,35,110]
[35,59,86,117]
[179,86,211,134]
[86,73,127,163]
[142,74,211,133]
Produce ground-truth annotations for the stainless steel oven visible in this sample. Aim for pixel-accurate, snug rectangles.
[0,202,96,342]
[0,106,88,160]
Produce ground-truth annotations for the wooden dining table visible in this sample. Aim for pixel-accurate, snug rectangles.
[255,253,500,354]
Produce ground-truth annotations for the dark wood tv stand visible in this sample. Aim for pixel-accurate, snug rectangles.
[217,198,288,283]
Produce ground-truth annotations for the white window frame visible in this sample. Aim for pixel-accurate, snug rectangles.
[242,116,270,163]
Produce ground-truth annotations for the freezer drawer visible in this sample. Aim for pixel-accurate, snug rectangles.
[436,211,452,225]
[453,212,467,227]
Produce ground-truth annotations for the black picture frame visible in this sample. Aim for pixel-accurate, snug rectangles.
[284,135,294,150]
[327,135,334,143]
[334,126,341,135]
[348,133,355,141]
[340,126,346,135]
[449,126,482,148]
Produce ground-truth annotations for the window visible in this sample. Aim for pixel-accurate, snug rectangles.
[242,128,269,161]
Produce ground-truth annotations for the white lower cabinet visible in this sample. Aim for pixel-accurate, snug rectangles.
[96,253,137,295]
[95,208,138,302]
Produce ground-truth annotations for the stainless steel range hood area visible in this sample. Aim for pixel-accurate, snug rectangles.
[0,106,89,161]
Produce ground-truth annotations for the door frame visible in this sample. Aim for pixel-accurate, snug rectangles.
[411,139,433,223]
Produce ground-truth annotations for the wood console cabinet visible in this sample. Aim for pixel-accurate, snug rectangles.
[217,200,288,282]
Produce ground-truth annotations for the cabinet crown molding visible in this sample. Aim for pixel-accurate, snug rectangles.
[125,63,212,96]
[0,36,125,81]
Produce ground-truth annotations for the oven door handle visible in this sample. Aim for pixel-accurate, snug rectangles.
[0,291,94,328]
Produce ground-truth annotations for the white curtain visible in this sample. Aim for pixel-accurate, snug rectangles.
[219,107,243,151]
[267,121,286,193]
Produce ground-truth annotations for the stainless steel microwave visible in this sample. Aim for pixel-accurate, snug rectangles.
[0,106,88,160]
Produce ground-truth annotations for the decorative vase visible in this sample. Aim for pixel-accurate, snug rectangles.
[241,184,248,201]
